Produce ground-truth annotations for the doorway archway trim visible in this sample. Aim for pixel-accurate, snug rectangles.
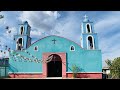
[42,52,66,78]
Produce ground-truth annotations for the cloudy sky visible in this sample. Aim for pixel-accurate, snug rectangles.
[0,11,120,67]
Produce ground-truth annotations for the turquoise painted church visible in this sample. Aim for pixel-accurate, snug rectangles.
[9,16,102,78]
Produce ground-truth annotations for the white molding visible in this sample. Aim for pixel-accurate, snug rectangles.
[81,23,83,33]
[86,35,95,50]
[8,72,43,74]
[19,25,24,35]
[16,37,24,50]
[86,23,92,33]
[66,72,102,73]
[8,72,102,74]
[70,45,75,51]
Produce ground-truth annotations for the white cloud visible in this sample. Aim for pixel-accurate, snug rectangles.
[53,12,81,44]
[18,11,82,45]
[0,11,62,50]
[3,27,17,40]
[0,27,17,50]
[95,12,120,34]
[95,12,120,67]
[18,11,60,35]
[30,30,42,38]
[0,50,9,58]
[0,19,5,27]
[0,37,6,49]
[0,11,20,50]
[0,12,6,26]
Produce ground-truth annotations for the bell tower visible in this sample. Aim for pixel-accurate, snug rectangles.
[13,21,31,50]
[80,15,99,50]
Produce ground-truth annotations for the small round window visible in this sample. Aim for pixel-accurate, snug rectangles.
[70,45,75,51]
[34,46,38,51]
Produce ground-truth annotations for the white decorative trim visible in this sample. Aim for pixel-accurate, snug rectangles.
[34,46,38,51]
[19,25,24,35]
[86,35,95,50]
[70,45,75,51]
[8,72,43,74]
[81,23,83,33]
[86,23,92,33]
[16,37,24,50]
[66,72,102,73]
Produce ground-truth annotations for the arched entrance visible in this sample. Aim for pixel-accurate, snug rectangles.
[16,38,23,50]
[43,52,66,78]
[47,54,62,77]
[87,36,94,49]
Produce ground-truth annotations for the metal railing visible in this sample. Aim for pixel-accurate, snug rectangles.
[0,58,9,78]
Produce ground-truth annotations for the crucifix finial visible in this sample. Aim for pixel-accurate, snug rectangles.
[84,15,88,20]
[52,39,56,44]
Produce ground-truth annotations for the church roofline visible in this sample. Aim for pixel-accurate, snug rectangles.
[25,35,101,51]
[26,35,83,49]
[83,21,93,23]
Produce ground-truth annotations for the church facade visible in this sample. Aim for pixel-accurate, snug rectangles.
[9,17,102,79]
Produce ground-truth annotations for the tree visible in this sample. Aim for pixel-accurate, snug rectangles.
[106,57,120,79]
[71,64,80,78]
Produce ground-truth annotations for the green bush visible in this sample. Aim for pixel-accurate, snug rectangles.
[72,64,80,78]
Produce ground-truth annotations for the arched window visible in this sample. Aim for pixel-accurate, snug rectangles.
[20,26,24,35]
[16,38,23,50]
[86,24,91,33]
[34,46,38,51]
[87,36,94,49]
[70,45,75,51]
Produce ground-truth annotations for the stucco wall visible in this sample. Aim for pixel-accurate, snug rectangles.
[9,35,102,74]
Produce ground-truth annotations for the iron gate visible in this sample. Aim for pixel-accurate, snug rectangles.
[0,58,9,78]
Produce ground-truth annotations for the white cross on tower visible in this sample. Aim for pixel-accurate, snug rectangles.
[84,15,88,20]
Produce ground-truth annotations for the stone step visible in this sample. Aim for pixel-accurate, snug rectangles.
[46,77,62,79]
